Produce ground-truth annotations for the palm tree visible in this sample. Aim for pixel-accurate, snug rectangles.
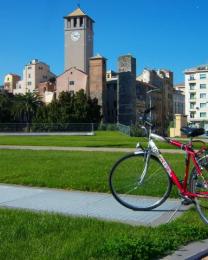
[12,92,43,123]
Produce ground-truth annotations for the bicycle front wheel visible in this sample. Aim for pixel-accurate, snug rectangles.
[190,155,208,224]
[109,152,172,211]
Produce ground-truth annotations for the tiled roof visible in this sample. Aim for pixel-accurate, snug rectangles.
[67,8,86,17]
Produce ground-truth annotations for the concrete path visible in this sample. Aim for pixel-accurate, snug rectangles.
[0,184,189,227]
[0,145,184,154]
[162,239,208,260]
[0,184,207,259]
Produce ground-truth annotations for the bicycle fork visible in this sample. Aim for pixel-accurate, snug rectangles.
[138,151,151,185]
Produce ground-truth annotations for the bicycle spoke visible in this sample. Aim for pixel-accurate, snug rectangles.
[109,153,172,210]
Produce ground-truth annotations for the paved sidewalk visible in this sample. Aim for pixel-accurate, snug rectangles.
[0,145,184,154]
[0,184,207,259]
[162,239,208,260]
[0,184,189,226]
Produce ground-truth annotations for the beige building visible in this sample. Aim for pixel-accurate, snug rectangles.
[14,59,55,95]
[170,114,187,137]
[174,82,185,94]
[185,65,208,130]
[4,74,21,93]
[38,81,56,104]
[56,67,88,98]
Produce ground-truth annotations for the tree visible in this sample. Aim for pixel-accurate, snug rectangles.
[0,91,13,123]
[33,90,101,125]
[12,92,43,123]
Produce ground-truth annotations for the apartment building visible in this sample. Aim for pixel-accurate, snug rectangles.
[4,74,21,93]
[14,59,55,94]
[185,65,208,129]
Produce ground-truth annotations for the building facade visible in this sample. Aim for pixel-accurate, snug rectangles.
[38,80,56,104]
[64,7,94,73]
[185,65,208,129]
[106,71,118,123]
[173,85,185,115]
[4,74,21,93]
[14,59,55,95]
[117,55,136,125]
[56,67,88,98]
[88,55,107,121]
[138,68,174,134]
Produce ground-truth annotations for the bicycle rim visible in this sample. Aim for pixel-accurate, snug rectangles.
[190,155,208,224]
[109,152,172,211]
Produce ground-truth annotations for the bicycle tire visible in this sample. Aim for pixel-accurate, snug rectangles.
[109,152,172,211]
[189,154,208,224]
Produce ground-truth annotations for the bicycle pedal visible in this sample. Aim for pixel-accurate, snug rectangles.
[181,199,193,206]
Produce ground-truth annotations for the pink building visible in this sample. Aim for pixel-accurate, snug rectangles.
[56,67,88,98]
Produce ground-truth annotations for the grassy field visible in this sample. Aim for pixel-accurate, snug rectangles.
[0,131,179,149]
[0,208,208,259]
[0,150,186,197]
[0,149,207,259]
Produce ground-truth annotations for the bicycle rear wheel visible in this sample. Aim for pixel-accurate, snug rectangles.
[109,152,172,211]
[190,155,208,224]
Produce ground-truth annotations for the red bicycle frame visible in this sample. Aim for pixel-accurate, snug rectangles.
[157,138,208,199]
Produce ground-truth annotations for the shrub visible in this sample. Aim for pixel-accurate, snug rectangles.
[130,124,146,137]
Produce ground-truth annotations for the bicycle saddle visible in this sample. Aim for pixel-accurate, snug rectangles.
[180,127,205,137]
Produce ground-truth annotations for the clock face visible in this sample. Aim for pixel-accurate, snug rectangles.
[71,31,80,42]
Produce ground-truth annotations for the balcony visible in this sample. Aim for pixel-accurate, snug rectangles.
[188,77,196,81]
[189,97,196,101]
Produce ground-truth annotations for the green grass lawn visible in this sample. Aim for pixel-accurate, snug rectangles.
[0,208,208,259]
[0,131,181,149]
[0,150,186,197]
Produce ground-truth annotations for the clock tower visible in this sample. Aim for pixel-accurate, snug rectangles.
[64,7,94,74]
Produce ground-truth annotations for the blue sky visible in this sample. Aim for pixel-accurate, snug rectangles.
[0,0,208,85]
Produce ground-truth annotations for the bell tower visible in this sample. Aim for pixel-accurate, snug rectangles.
[64,7,94,74]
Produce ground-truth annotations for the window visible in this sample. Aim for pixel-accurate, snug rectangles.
[28,66,32,70]
[200,103,206,108]
[190,93,196,99]
[190,102,195,109]
[190,112,195,118]
[28,74,31,78]
[69,81,74,85]
[67,19,71,28]
[80,17,83,27]
[200,112,206,118]
[27,82,32,86]
[200,84,206,89]
[200,93,206,99]
[189,75,195,80]
[39,67,43,70]
[200,73,206,79]
[189,83,196,90]
[74,18,77,27]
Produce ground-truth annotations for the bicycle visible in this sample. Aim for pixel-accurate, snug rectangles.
[109,102,208,224]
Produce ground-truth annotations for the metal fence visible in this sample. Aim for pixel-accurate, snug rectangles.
[0,123,94,133]
[117,123,131,136]
[0,122,132,136]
